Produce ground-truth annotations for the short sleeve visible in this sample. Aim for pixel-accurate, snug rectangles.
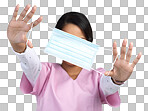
[97,68,121,107]
[20,62,52,96]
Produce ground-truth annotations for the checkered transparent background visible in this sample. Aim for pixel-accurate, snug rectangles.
[0,0,147,111]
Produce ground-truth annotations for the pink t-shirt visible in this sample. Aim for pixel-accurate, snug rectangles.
[20,62,120,111]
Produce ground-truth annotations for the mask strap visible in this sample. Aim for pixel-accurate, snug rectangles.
[104,48,112,51]
[92,49,118,76]
[48,26,54,30]
[26,22,34,45]
[38,26,53,51]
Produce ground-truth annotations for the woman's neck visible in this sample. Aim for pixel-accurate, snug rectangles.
[61,61,82,79]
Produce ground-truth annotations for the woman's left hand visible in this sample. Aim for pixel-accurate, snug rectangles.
[104,39,142,84]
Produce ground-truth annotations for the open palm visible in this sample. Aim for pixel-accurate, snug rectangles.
[105,39,142,83]
[7,4,42,44]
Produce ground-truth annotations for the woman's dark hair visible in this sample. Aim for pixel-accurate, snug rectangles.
[55,12,93,42]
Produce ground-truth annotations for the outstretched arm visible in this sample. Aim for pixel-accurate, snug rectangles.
[8,4,43,87]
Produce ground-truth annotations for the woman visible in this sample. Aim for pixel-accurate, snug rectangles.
[7,4,141,111]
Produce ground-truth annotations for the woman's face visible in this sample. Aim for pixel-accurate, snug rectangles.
[62,23,86,66]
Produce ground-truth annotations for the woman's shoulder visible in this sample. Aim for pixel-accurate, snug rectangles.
[40,62,60,68]
[91,67,106,77]
[96,67,106,73]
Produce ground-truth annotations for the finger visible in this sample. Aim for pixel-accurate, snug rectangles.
[11,4,19,21]
[113,41,118,61]
[104,70,114,76]
[131,52,142,68]
[28,16,43,28]
[27,40,33,48]
[23,16,42,32]
[126,42,133,63]
[120,38,127,60]
[23,5,37,23]
[17,4,31,21]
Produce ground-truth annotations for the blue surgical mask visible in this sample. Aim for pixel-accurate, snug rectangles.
[44,27,99,71]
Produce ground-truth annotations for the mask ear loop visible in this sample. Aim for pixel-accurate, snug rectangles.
[26,22,34,45]
[26,24,52,52]
[39,26,54,52]
[48,26,54,30]
[107,53,118,76]
[92,48,118,76]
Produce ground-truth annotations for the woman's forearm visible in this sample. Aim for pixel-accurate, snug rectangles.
[11,45,42,87]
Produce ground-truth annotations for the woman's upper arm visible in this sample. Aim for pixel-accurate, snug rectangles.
[20,62,52,96]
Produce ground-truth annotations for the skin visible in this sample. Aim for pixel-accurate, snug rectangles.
[7,4,142,84]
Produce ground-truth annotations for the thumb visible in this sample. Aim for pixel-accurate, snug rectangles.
[27,40,33,48]
[104,70,114,76]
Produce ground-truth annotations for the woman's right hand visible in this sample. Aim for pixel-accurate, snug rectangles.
[7,4,42,52]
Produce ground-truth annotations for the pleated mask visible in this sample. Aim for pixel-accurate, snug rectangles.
[44,27,99,71]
